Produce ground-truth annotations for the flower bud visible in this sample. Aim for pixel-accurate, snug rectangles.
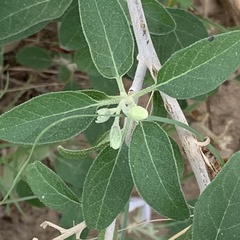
[109,124,122,149]
[95,108,116,123]
[129,106,148,121]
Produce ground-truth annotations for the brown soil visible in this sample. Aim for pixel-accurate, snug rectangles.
[0,204,59,240]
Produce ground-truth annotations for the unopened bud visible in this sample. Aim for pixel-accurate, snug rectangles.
[95,108,116,123]
[129,106,148,121]
[109,124,122,149]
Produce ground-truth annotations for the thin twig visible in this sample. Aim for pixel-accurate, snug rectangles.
[87,218,174,240]
[169,225,192,240]
[40,221,86,240]
[104,219,116,240]
[129,61,147,93]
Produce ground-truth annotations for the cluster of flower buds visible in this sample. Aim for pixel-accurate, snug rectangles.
[95,95,149,149]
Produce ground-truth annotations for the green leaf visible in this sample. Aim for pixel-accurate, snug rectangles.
[59,0,78,21]
[0,22,48,46]
[60,6,102,76]
[0,91,98,144]
[191,87,219,101]
[75,47,101,76]
[26,161,81,212]
[157,30,240,99]
[0,0,72,45]
[57,138,109,159]
[0,47,3,67]
[84,119,113,145]
[152,8,208,64]
[193,151,240,239]
[54,155,92,190]
[16,180,44,207]
[129,121,190,221]
[82,89,110,101]
[59,6,85,50]
[119,0,175,36]
[178,0,193,9]
[83,144,133,230]
[89,75,119,95]
[78,0,134,78]
[151,91,167,120]
[58,65,72,83]
[63,81,81,91]
[16,46,52,70]
[142,0,175,35]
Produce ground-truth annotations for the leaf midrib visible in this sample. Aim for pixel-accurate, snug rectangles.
[0,99,98,131]
[95,147,124,227]
[157,34,240,88]
[214,176,240,239]
[140,123,180,209]
[0,0,66,40]
[33,165,81,205]
[93,0,120,79]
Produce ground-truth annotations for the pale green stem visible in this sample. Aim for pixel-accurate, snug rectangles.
[116,76,126,94]
[132,84,156,98]
[0,72,9,99]
[2,196,38,204]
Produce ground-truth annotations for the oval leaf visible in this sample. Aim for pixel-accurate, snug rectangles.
[0,22,48,46]
[0,0,72,45]
[0,91,97,144]
[142,0,175,35]
[152,8,208,64]
[26,161,81,212]
[16,46,52,70]
[129,121,190,220]
[75,48,101,76]
[118,0,175,35]
[83,144,133,230]
[151,91,167,120]
[193,151,240,239]
[157,30,240,99]
[89,75,119,95]
[78,0,134,78]
[58,65,72,82]
[0,47,2,67]
[59,6,86,50]
[54,155,92,190]
[16,180,44,207]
